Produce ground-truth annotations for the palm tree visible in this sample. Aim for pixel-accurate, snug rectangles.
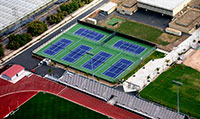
[48,68,53,76]
[165,59,170,66]
[64,65,69,70]
[85,72,89,78]
[147,75,151,82]
[156,67,160,74]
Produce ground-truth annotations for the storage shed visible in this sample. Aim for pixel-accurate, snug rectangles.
[1,64,25,81]
[100,2,117,15]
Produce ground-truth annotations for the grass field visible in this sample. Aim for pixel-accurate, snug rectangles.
[6,92,109,119]
[113,20,175,46]
[123,51,165,80]
[35,23,155,83]
[140,64,200,118]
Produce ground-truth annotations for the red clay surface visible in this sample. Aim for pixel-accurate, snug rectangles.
[0,74,144,119]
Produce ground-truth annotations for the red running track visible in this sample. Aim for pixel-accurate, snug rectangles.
[0,74,144,119]
[0,91,37,118]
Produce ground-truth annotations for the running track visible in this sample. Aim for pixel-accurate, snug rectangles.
[0,75,144,119]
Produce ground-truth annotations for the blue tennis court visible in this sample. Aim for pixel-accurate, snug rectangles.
[113,40,146,55]
[82,51,112,70]
[103,59,133,79]
[62,45,92,63]
[43,38,72,56]
[74,27,105,42]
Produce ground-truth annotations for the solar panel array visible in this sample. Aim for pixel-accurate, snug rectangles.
[0,0,52,31]
[62,45,92,63]
[113,40,146,55]
[74,28,105,42]
[82,51,112,70]
[58,71,185,119]
[103,59,133,79]
[43,38,72,56]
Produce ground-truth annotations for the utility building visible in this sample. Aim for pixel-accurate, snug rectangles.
[100,2,117,15]
[137,0,192,16]
[1,64,25,81]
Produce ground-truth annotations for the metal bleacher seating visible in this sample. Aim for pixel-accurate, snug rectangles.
[58,71,185,119]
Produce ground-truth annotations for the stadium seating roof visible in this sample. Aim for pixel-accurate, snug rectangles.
[0,0,52,31]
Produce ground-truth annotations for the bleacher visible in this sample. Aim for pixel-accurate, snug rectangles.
[59,71,185,119]
[0,0,52,31]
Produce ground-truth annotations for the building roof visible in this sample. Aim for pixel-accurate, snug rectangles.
[0,0,52,31]
[122,0,137,8]
[100,2,117,12]
[2,64,24,78]
[138,0,186,10]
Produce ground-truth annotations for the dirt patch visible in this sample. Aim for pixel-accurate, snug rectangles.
[183,49,200,72]
[158,34,189,52]
[157,33,179,43]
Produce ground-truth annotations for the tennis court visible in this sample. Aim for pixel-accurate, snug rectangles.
[34,22,156,83]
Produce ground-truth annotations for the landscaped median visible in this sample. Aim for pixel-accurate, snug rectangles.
[140,64,200,118]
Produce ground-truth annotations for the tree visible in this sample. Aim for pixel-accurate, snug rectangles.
[165,59,170,66]
[6,33,32,50]
[0,44,4,57]
[85,72,89,78]
[64,65,69,70]
[48,68,53,76]
[27,20,48,36]
[147,75,151,82]
[6,40,20,50]
[156,67,160,74]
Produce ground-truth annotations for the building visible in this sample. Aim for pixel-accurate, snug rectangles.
[1,64,25,81]
[117,0,138,15]
[0,0,54,36]
[86,18,97,25]
[137,0,192,16]
[169,9,200,33]
[99,2,117,15]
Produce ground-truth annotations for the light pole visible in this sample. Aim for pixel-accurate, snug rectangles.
[86,52,94,80]
[172,80,182,114]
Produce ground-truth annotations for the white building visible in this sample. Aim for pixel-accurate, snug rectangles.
[137,0,191,16]
[0,0,53,33]
[100,2,117,15]
[1,64,25,81]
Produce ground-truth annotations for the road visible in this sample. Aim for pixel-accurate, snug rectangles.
[5,0,109,77]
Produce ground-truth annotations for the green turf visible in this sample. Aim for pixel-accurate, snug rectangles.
[197,47,200,50]
[113,20,169,45]
[140,64,200,118]
[6,92,109,119]
[35,23,155,83]
[107,17,123,26]
[123,51,165,80]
